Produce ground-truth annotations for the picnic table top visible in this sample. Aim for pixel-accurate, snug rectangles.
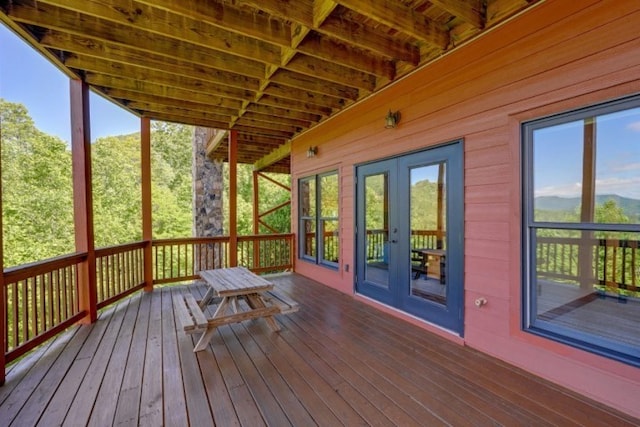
[199,267,274,297]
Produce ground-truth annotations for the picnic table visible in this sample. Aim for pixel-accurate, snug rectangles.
[174,267,298,352]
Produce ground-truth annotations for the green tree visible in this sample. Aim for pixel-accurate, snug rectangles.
[1,99,74,267]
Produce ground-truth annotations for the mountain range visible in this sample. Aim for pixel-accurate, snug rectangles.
[535,194,640,219]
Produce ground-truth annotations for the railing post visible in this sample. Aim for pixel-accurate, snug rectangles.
[228,130,238,267]
[141,118,153,291]
[70,79,97,324]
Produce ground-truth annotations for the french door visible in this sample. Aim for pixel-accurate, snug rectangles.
[355,141,464,334]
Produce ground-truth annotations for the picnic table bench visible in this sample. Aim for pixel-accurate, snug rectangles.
[174,267,299,352]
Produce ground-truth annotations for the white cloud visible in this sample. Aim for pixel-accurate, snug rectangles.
[535,182,582,198]
[626,121,640,132]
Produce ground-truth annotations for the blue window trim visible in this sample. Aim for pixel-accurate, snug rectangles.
[521,94,640,368]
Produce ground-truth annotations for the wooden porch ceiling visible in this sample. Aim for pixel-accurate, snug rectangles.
[0,0,540,172]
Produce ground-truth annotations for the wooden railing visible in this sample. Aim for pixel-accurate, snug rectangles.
[3,234,294,367]
[95,242,146,309]
[3,253,86,363]
[536,236,640,297]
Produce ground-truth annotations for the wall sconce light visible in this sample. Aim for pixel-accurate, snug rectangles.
[385,110,400,129]
[307,146,318,158]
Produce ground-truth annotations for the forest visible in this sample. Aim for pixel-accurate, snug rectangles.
[1,99,290,269]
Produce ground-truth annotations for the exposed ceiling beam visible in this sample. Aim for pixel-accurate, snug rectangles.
[253,142,292,172]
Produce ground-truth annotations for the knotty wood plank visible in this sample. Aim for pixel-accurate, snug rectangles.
[88,293,143,426]
[11,324,92,426]
[0,327,78,424]
[172,287,215,427]
[62,297,132,425]
[239,319,361,426]
[138,285,164,426]
[34,308,113,426]
[228,321,317,426]
[218,325,292,426]
[279,311,447,426]
[113,291,152,426]
[160,287,189,426]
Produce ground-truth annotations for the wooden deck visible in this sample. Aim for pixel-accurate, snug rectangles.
[0,273,637,426]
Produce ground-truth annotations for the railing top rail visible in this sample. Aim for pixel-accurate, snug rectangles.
[3,252,88,283]
[95,241,147,257]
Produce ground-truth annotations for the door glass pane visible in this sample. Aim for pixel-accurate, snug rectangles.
[364,173,389,288]
[410,163,447,304]
[299,178,316,258]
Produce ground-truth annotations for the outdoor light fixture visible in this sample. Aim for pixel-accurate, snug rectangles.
[307,146,318,158]
[385,110,400,129]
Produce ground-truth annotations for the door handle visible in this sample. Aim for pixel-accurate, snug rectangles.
[391,239,398,243]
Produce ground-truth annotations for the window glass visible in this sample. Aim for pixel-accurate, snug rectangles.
[524,96,640,366]
[299,171,339,267]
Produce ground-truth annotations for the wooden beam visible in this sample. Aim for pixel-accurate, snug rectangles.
[429,0,485,29]
[141,117,153,292]
[140,112,230,130]
[285,54,376,91]
[333,0,449,49]
[263,83,346,110]
[206,130,229,158]
[63,54,261,92]
[241,111,311,128]
[235,117,302,134]
[135,0,292,46]
[101,87,242,112]
[82,70,255,102]
[319,16,420,64]
[228,131,239,267]
[70,79,97,324]
[30,0,283,64]
[127,102,233,124]
[258,95,333,116]
[253,142,292,171]
[39,29,266,79]
[85,74,245,108]
[253,171,260,235]
[297,32,395,80]
[270,68,359,101]
[245,103,322,123]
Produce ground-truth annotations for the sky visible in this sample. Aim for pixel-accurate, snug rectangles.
[0,23,140,143]
[533,107,640,200]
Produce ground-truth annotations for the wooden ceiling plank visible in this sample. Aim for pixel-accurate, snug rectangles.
[258,95,333,116]
[297,32,395,80]
[126,102,232,123]
[235,118,301,134]
[232,125,294,140]
[263,83,346,110]
[313,0,338,27]
[333,0,449,49]
[86,74,245,109]
[39,29,266,79]
[206,130,229,157]
[32,0,283,65]
[102,88,241,113]
[318,16,420,64]
[270,69,359,101]
[245,103,322,123]
[135,0,292,46]
[80,66,254,102]
[285,54,376,91]
[242,111,312,128]
[143,111,230,129]
[429,0,485,29]
[64,54,261,92]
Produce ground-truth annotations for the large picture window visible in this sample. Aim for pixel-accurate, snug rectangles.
[299,171,339,268]
[523,95,640,366]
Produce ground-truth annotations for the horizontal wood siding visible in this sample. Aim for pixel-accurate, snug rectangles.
[291,0,640,418]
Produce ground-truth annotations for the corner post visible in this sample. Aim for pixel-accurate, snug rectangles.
[252,170,260,269]
[70,79,97,324]
[228,130,238,267]
[141,118,153,291]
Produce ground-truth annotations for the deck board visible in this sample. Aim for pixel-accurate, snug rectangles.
[1,273,638,426]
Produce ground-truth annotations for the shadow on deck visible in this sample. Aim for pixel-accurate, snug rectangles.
[0,273,637,426]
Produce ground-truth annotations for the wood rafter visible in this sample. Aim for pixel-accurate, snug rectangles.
[0,0,540,171]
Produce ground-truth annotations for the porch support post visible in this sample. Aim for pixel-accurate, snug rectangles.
[228,130,238,267]
[578,117,597,290]
[252,170,260,269]
[70,79,97,324]
[0,136,5,385]
[141,117,153,291]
